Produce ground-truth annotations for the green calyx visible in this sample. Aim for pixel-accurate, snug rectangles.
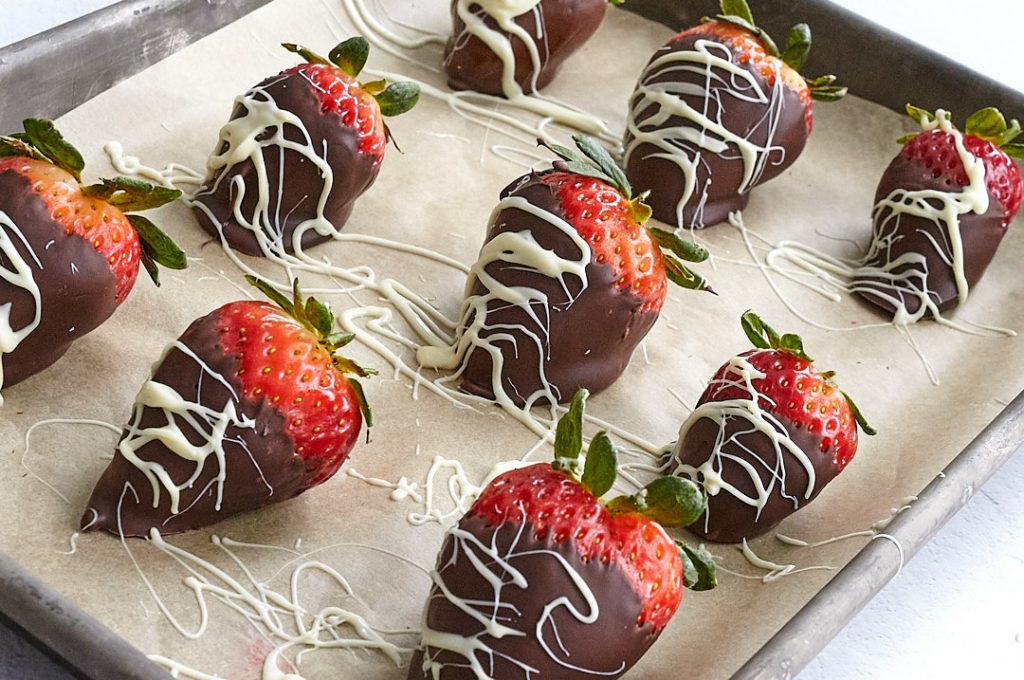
[283,38,420,149]
[740,311,876,436]
[540,135,714,294]
[246,275,376,432]
[1,119,186,287]
[677,542,718,591]
[901,104,1024,158]
[706,1,845,103]
[552,389,709,525]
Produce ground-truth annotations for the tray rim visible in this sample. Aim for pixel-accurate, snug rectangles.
[0,1,1022,679]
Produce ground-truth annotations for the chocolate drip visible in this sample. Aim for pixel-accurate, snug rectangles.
[407,515,659,679]
[192,69,379,257]
[668,413,842,543]
[624,30,808,229]
[459,174,658,405]
[444,0,607,96]
[82,309,305,537]
[0,169,117,390]
[854,154,1007,316]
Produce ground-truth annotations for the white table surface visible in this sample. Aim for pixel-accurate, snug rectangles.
[2,1,1023,679]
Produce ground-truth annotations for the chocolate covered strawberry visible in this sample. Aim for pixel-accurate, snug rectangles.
[193,37,420,257]
[0,120,184,401]
[82,276,374,537]
[854,105,1023,319]
[444,0,609,97]
[624,0,845,229]
[408,390,715,679]
[418,135,711,406]
[667,312,874,543]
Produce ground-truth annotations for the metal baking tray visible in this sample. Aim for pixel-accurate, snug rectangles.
[1,1,1022,678]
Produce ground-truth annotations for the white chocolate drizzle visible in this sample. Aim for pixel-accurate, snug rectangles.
[669,351,817,533]
[20,417,121,504]
[623,38,788,229]
[117,340,259,516]
[0,210,44,406]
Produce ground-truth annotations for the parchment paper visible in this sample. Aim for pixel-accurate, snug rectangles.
[1,1,1022,678]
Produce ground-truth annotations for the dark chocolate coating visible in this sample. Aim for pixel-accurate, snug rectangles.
[624,29,808,229]
[444,0,607,96]
[82,308,306,537]
[0,168,118,389]
[192,68,379,257]
[669,411,842,544]
[853,153,1008,316]
[407,515,660,679]
[458,174,659,406]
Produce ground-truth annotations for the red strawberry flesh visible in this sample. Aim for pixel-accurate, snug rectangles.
[290,63,386,161]
[217,300,363,488]
[542,171,667,314]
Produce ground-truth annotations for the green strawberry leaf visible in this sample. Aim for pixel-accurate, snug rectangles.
[304,296,335,339]
[281,42,330,66]
[0,135,46,161]
[82,177,181,211]
[678,542,718,591]
[329,37,370,78]
[20,119,85,181]
[663,255,714,293]
[347,377,374,433]
[905,103,935,127]
[139,250,161,286]
[720,0,755,26]
[648,227,710,263]
[740,310,813,361]
[808,85,847,103]
[375,81,420,117]
[126,215,187,276]
[965,107,1008,141]
[573,135,632,198]
[778,333,809,361]
[806,74,836,88]
[361,79,387,96]
[608,476,706,528]
[996,119,1022,147]
[327,331,357,348]
[842,390,877,436]
[246,274,295,315]
[334,354,377,378]
[581,431,617,498]
[781,23,812,72]
[554,389,588,469]
[1001,143,1024,159]
[742,309,777,349]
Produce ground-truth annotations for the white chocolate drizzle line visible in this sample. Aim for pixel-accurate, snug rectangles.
[335,0,615,142]
[0,210,44,406]
[148,656,226,680]
[669,351,817,534]
[776,495,917,548]
[117,340,259,516]
[420,502,627,678]
[115,486,421,678]
[20,417,121,504]
[624,38,788,230]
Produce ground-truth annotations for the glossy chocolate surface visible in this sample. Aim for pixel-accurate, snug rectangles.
[407,515,659,679]
[82,308,306,537]
[459,174,658,405]
[670,410,842,543]
[854,153,1007,316]
[444,0,607,96]
[192,68,379,257]
[624,28,808,229]
[0,169,118,389]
